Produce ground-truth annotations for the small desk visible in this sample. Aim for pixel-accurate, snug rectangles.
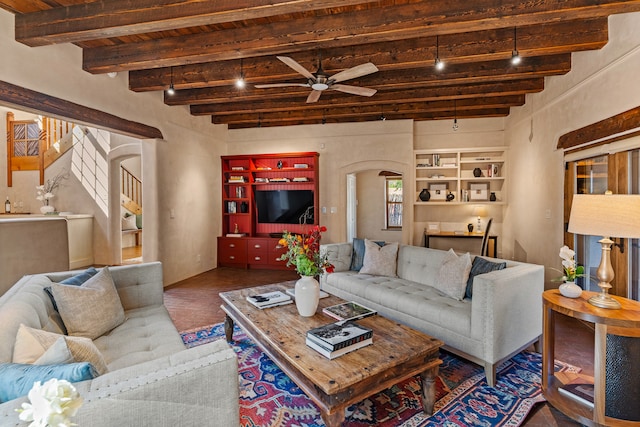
[424,232,497,258]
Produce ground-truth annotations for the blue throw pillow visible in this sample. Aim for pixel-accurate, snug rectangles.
[44,267,99,312]
[0,362,97,403]
[465,257,506,299]
[349,238,385,271]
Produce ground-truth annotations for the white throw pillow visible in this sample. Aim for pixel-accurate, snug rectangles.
[122,215,138,230]
[359,239,399,277]
[435,249,472,300]
[50,267,125,340]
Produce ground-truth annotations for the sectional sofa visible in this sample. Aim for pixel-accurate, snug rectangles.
[320,241,544,386]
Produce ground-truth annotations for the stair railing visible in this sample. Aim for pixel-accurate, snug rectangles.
[121,165,142,210]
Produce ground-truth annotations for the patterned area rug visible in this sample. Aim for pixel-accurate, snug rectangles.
[181,324,578,427]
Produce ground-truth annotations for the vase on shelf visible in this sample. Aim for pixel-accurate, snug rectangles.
[294,275,320,317]
[559,281,582,298]
[40,205,55,214]
[473,167,482,177]
[419,188,430,202]
[490,192,497,202]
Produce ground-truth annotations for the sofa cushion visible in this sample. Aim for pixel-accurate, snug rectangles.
[466,257,507,299]
[350,238,384,271]
[44,266,98,313]
[0,362,97,403]
[435,249,472,301]
[12,324,108,375]
[50,267,125,340]
[359,240,398,277]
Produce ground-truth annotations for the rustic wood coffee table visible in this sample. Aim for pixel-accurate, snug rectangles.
[220,283,443,426]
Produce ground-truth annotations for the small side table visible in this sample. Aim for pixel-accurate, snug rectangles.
[542,290,640,426]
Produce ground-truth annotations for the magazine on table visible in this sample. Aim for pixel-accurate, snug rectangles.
[558,383,594,408]
[246,291,292,309]
[322,301,377,321]
[306,320,373,351]
[306,336,372,359]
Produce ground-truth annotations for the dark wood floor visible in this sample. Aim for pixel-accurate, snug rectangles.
[164,267,595,427]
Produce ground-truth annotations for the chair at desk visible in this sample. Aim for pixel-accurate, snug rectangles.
[480,218,493,257]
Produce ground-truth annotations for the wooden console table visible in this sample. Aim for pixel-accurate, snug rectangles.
[542,290,640,426]
[424,231,497,258]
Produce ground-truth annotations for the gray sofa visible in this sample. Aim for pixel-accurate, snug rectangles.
[320,243,544,386]
[0,262,239,427]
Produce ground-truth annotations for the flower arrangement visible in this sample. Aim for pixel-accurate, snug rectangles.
[36,170,69,206]
[16,378,83,427]
[278,225,335,277]
[558,245,585,282]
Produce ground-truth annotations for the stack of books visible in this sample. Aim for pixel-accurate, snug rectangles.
[322,301,377,322]
[228,176,245,183]
[246,291,292,309]
[306,321,373,359]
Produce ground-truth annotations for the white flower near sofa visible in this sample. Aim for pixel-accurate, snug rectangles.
[36,170,69,214]
[557,245,584,298]
[16,378,83,427]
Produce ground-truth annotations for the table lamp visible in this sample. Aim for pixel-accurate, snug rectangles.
[568,193,640,309]
[472,206,487,233]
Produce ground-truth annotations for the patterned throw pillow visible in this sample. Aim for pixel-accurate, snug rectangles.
[350,238,385,271]
[50,267,125,340]
[359,240,399,277]
[44,267,98,312]
[465,257,507,299]
[435,249,472,301]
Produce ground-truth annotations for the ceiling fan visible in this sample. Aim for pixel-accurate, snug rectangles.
[255,55,379,103]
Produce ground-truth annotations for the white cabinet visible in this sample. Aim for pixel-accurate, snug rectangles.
[414,147,507,206]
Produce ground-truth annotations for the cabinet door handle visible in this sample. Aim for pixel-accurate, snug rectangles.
[229,243,235,248]
[254,257,261,261]
[229,256,235,260]
[254,244,261,248]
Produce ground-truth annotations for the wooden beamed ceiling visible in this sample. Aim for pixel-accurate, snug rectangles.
[2,0,639,129]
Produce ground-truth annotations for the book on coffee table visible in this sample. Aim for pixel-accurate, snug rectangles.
[306,335,372,359]
[322,301,377,321]
[307,321,373,351]
[246,291,292,309]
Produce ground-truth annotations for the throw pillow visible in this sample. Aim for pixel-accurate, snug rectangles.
[359,240,399,277]
[122,215,138,230]
[350,238,385,271]
[0,362,97,403]
[465,257,507,299]
[44,266,99,312]
[435,249,472,301]
[135,213,143,229]
[50,267,125,340]
[12,324,108,375]
[35,336,75,365]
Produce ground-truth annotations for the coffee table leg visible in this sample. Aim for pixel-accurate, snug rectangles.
[224,314,234,342]
[420,365,439,415]
[320,409,345,427]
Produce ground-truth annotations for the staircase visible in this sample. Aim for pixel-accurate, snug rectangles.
[121,165,142,214]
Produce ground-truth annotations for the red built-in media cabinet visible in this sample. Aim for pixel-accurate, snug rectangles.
[218,152,319,269]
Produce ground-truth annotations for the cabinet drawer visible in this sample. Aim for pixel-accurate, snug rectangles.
[218,237,247,265]
[269,242,288,266]
[247,238,269,265]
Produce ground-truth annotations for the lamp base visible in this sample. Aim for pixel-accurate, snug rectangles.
[588,292,621,309]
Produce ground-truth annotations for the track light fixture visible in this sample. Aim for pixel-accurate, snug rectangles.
[166,66,176,96]
[434,35,445,71]
[452,99,459,131]
[511,27,521,65]
[235,59,246,89]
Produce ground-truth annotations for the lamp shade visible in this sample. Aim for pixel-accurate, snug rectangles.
[472,206,487,217]
[568,194,640,238]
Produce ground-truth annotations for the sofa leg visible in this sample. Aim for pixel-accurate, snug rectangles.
[484,363,497,387]
[533,337,542,353]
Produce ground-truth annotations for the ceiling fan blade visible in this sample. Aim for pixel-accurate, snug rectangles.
[331,84,377,97]
[254,83,309,88]
[331,63,379,83]
[277,56,315,81]
[306,90,322,103]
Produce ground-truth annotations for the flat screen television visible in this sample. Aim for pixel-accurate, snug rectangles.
[255,190,314,224]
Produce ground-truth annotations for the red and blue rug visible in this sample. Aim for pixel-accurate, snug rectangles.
[181,323,578,427]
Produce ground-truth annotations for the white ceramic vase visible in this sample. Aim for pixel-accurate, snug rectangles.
[40,205,55,214]
[559,282,582,298]
[295,275,320,317]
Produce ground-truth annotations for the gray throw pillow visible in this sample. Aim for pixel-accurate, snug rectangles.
[465,257,507,299]
[359,240,399,277]
[435,249,472,301]
[350,238,385,271]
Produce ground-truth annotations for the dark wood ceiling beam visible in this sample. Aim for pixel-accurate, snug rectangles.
[15,0,378,47]
[212,95,525,124]
[191,79,544,116]
[128,18,604,91]
[0,80,163,139]
[164,54,569,106]
[83,0,634,73]
[226,108,511,129]
[557,105,640,149]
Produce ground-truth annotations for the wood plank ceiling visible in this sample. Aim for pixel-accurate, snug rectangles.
[2,0,640,129]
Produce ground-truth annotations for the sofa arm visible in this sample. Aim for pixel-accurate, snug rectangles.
[321,243,353,273]
[0,340,239,427]
[470,263,544,363]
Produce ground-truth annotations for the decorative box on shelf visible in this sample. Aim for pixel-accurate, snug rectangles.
[469,183,488,201]
[429,183,447,200]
